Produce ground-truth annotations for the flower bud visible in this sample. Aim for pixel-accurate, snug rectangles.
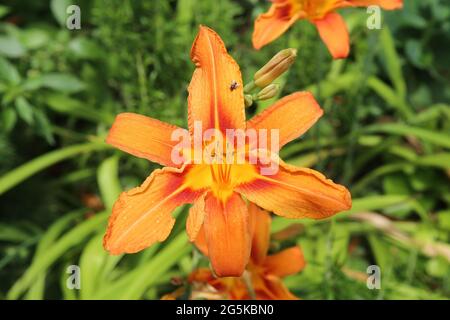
[256,84,280,100]
[254,48,297,88]
[244,94,253,108]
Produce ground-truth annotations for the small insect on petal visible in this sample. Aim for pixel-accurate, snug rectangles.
[230,80,240,91]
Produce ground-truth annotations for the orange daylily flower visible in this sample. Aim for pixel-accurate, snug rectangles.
[190,203,305,300]
[253,0,403,59]
[103,25,351,277]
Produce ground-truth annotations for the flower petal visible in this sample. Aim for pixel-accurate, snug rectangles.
[106,113,186,167]
[236,161,352,219]
[261,276,299,300]
[186,193,207,242]
[188,26,245,134]
[264,246,306,277]
[203,192,251,277]
[248,202,271,264]
[347,0,403,10]
[189,268,216,284]
[313,12,349,59]
[247,92,323,151]
[193,224,209,256]
[104,166,200,254]
[252,3,300,50]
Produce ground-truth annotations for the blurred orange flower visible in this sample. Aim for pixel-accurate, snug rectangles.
[103,25,351,277]
[253,0,403,59]
[190,203,305,300]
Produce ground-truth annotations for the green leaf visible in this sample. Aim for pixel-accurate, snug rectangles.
[411,104,450,125]
[331,227,350,265]
[366,123,450,149]
[79,234,122,299]
[287,148,344,168]
[352,163,411,194]
[1,108,17,132]
[383,173,411,195]
[415,153,450,169]
[176,0,195,36]
[0,224,32,242]
[0,5,10,18]
[99,231,190,299]
[45,94,114,123]
[50,0,73,27]
[0,56,21,84]
[97,155,122,210]
[59,263,78,300]
[33,109,54,144]
[15,96,34,124]
[379,27,406,100]
[367,76,412,118]
[405,40,423,67]
[426,258,449,278]
[7,212,108,299]
[38,73,85,93]
[19,28,50,50]
[387,282,447,300]
[0,142,109,195]
[68,37,103,59]
[21,77,46,91]
[0,35,26,58]
[25,211,83,300]
[308,72,361,100]
[437,210,450,231]
[367,76,399,105]
[343,195,412,216]
[368,235,390,272]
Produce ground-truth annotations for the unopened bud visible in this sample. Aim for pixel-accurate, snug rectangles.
[256,84,280,101]
[244,94,253,108]
[254,48,297,88]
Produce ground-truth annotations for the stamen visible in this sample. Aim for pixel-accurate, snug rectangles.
[210,164,218,183]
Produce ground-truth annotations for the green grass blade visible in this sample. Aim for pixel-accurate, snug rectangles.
[97,155,122,210]
[366,123,450,149]
[25,211,83,299]
[7,212,108,299]
[93,231,190,299]
[0,142,109,195]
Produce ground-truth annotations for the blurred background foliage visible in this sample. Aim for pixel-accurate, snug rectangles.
[0,0,449,300]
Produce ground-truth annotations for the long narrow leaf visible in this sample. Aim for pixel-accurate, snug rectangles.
[0,142,109,195]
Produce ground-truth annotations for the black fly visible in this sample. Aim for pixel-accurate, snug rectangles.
[230,80,239,91]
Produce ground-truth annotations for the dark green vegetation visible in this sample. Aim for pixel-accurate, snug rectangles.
[0,0,449,299]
